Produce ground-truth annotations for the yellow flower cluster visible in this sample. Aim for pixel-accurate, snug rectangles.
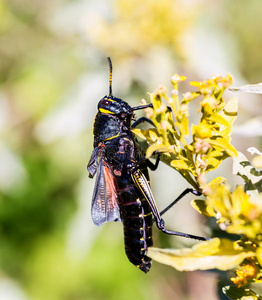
[135,73,262,291]
[133,73,237,190]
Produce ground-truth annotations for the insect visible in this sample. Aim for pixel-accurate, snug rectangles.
[87,57,208,273]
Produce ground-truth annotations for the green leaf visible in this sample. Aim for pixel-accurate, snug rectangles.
[207,137,238,157]
[208,114,229,127]
[191,199,216,217]
[205,157,223,172]
[132,128,160,143]
[146,144,170,158]
[181,115,189,136]
[147,238,255,272]
[222,97,238,124]
[222,285,262,300]
[207,176,227,188]
[181,91,201,104]
[207,149,224,158]
[170,159,194,171]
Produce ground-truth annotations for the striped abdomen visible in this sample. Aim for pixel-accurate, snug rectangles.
[117,177,153,273]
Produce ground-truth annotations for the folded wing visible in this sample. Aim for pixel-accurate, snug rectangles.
[91,160,121,226]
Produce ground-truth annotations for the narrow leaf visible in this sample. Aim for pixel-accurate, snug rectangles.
[191,199,216,217]
[222,97,238,124]
[146,144,170,158]
[208,137,238,157]
[229,83,262,94]
[170,159,192,170]
[222,285,262,300]
[147,238,255,272]
[208,114,229,127]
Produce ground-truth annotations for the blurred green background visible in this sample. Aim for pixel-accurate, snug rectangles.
[1,0,262,299]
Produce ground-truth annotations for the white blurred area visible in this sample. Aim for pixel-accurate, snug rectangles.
[0,96,28,192]
[0,143,27,192]
[34,72,105,144]
[0,279,29,300]
[65,173,98,260]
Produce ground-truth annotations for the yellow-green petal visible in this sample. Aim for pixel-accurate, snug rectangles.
[147,238,255,272]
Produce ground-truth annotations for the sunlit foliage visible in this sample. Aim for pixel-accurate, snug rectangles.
[133,73,237,190]
[141,75,262,299]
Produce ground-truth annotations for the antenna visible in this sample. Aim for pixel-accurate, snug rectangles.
[107,57,113,97]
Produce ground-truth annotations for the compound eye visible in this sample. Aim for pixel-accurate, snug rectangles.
[102,99,110,106]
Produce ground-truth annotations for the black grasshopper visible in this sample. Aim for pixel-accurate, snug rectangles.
[87,58,208,273]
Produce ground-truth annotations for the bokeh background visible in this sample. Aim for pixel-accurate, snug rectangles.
[1,0,262,299]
